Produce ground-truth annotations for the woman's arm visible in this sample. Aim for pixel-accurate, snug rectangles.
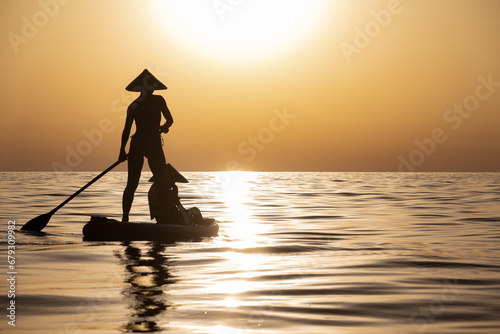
[158,96,173,132]
[119,107,134,161]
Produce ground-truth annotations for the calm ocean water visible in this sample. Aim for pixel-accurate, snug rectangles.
[1,171,499,334]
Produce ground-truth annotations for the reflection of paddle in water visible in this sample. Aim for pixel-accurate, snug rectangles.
[114,241,175,332]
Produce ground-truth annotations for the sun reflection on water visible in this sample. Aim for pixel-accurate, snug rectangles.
[208,279,254,294]
[215,171,270,248]
[210,325,247,334]
[218,297,242,308]
[203,172,275,332]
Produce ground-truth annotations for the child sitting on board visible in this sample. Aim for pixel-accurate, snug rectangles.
[148,164,207,225]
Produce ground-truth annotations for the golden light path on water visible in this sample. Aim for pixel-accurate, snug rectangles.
[216,171,269,248]
[205,172,272,333]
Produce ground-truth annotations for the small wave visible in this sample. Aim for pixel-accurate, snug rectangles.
[460,217,500,222]
[296,215,345,220]
[398,277,500,286]
[196,245,330,255]
[412,213,451,218]
[244,283,400,297]
[345,260,500,271]
[0,294,91,315]
[336,192,362,197]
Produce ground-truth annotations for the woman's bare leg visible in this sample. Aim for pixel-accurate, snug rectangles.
[122,154,144,222]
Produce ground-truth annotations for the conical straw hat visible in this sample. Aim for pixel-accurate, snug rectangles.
[149,163,189,183]
[126,69,167,92]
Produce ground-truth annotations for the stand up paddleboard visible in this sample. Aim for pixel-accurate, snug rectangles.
[83,216,219,242]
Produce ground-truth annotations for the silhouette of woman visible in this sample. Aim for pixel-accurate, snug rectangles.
[119,69,173,223]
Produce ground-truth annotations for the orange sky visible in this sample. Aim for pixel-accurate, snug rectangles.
[1,0,499,171]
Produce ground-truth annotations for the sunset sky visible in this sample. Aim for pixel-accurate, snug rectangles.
[1,0,499,171]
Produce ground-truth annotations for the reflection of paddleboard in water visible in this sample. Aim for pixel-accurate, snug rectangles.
[82,216,219,242]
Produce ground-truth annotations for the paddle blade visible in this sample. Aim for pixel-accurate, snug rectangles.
[21,212,53,232]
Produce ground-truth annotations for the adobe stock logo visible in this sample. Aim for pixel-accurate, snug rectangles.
[7,0,71,54]
[398,74,499,172]
[236,107,295,164]
[340,0,413,63]
[213,0,244,21]
[201,107,294,196]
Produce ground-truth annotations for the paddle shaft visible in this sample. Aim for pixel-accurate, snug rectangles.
[51,160,123,214]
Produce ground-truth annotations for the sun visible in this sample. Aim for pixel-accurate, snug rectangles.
[153,0,329,62]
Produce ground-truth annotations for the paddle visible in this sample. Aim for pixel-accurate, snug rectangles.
[21,160,124,232]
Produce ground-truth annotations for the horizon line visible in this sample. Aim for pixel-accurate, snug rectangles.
[1,170,500,173]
